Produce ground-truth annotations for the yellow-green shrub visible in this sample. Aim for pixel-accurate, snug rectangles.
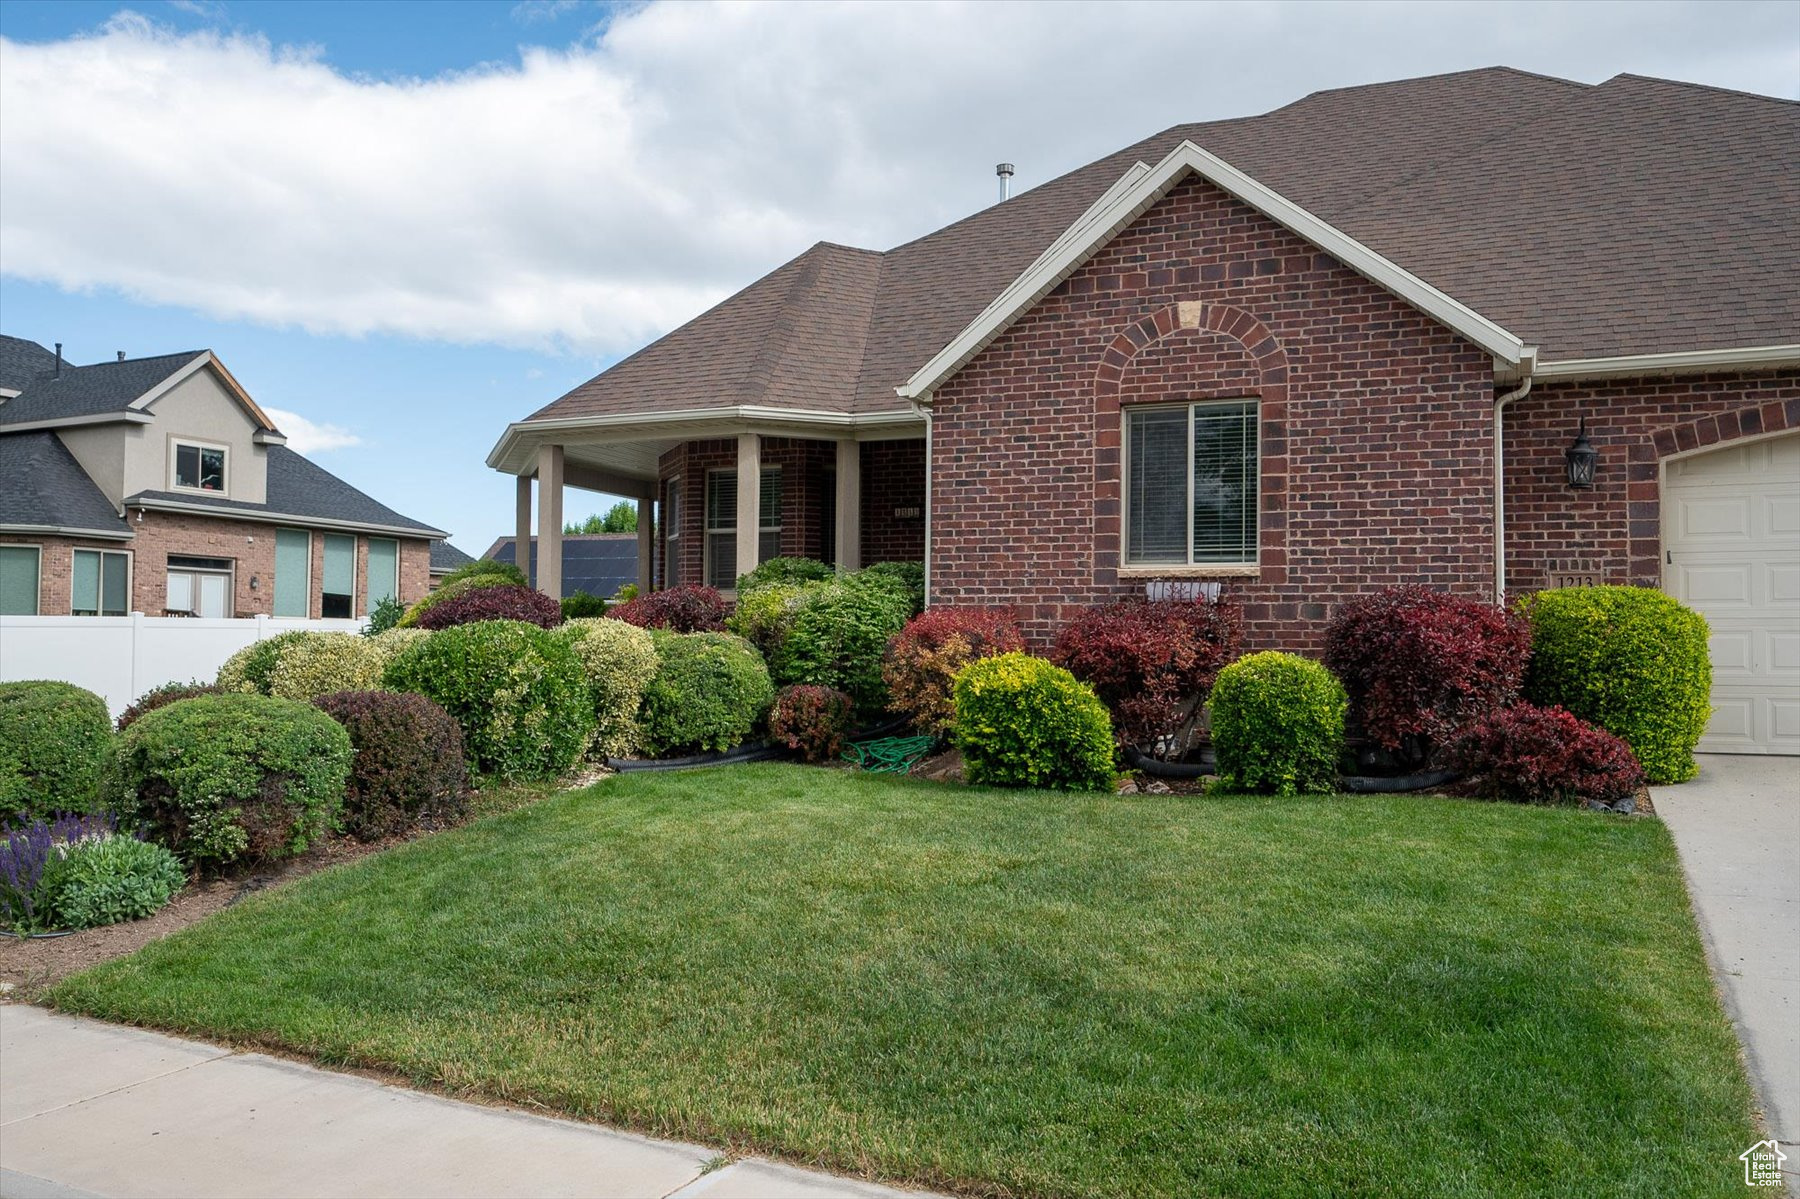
[952,653,1114,791]
[560,618,660,759]
[1210,652,1346,796]
[266,633,386,701]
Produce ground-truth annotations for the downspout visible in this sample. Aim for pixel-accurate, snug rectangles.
[1492,373,1533,605]
[908,394,934,608]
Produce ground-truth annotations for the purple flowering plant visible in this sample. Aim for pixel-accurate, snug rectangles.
[0,812,115,933]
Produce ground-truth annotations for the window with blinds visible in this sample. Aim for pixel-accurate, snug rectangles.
[704,467,781,590]
[1124,400,1259,567]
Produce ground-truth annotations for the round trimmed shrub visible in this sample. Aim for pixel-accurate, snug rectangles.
[1522,585,1712,784]
[110,693,352,869]
[368,626,431,666]
[415,583,562,631]
[609,585,730,633]
[1210,652,1347,796]
[561,591,608,620]
[726,581,807,661]
[1454,702,1644,807]
[1052,597,1243,752]
[639,631,775,757]
[266,632,388,701]
[117,680,221,732]
[313,691,468,837]
[780,574,914,714]
[884,606,1024,736]
[952,653,1115,791]
[0,681,112,821]
[381,619,592,778]
[769,684,855,764]
[560,617,660,759]
[41,833,186,930]
[1324,586,1531,764]
[737,556,834,592]
[397,559,527,628]
[216,630,312,694]
[854,561,925,616]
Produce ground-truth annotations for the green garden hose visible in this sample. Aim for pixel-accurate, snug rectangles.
[842,735,938,774]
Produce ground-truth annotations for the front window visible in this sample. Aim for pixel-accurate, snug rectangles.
[1125,399,1259,567]
[166,555,233,618]
[321,533,357,618]
[0,545,41,615]
[173,441,227,493]
[72,549,130,616]
[704,467,781,590]
[365,538,398,609]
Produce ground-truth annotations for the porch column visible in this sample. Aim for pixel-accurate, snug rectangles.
[735,433,761,583]
[537,444,564,600]
[514,474,533,586]
[636,497,654,591]
[834,439,861,572]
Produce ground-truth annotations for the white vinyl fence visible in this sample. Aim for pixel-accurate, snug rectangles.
[0,614,367,717]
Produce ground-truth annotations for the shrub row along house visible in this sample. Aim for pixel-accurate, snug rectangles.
[492,67,1798,755]
[0,336,449,620]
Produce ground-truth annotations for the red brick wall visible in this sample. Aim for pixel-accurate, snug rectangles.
[863,440,927,565]
[929,174,1497,650]
[1,512,431,617]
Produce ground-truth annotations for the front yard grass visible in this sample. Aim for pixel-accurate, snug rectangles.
[52,765,1755,1198]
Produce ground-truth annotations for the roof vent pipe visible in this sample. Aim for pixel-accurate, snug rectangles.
[117,351,126,362]
[995,162,1015,203]
[54,343,62,377]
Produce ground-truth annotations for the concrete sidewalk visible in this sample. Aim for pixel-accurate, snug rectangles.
[1653,754,1799,1145]
[0,1006,940,1199]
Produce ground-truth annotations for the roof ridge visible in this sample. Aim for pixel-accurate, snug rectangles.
[1603,72,1799,107]
[1271,64,1589,113]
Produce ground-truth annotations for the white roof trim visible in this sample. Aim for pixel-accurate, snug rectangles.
[127,352,213,410]
[0,522,135,541]
[487,405,924,473]
[898,139,1529,401]
[0,411,155,434]
[126,495,447,541]
[1533,344,1800,382]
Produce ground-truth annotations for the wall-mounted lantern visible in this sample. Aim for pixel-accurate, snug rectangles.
[1565,419,1599,489]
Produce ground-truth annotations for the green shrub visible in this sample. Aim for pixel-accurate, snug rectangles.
[855,561,925,615]
[382,620,592,778]
[952,653,1115,791]
[266,632,388,701]
[396,559,526,628]
[364,594,405,636]
[613,583,640,603]
[368,626,431,667]
[215,630,311,694]
[41,833,186,930]
[109,694,351,869]
[726,581,807,661]
[117,681,220,732]
[0,681,112,821]
[560,618,660,759]
[561,591,608,620]
[1210,652,1347,796]
[780,575,914,713]
[737,556,834,592]
[1521,586,1712,784]
[640,632,775,756]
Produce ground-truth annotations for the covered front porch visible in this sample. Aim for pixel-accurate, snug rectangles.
[495,414,926,599]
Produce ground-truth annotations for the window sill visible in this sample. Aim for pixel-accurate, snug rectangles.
[1118,565,1260,578]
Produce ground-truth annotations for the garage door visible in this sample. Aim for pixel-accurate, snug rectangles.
[1663,431,1800,754]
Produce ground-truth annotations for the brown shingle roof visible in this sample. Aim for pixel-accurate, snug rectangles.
[527,68,1798,427]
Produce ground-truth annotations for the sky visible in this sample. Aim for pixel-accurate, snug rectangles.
[2,1,1796,554]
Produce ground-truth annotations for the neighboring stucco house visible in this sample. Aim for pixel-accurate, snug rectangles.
[1,337,446,620]
[490,69,1799,754]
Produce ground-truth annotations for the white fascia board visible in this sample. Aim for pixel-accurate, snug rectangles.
[252,430,289,446]
[0,522,135,541]
[0,411,155,434]
[127,496,447,541]
[486,406,925,473]
[1532,344,1800,382]
[899,140,1528,401]
[127,352,213,410]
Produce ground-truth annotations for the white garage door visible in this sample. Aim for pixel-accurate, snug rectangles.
[1664,431,1800,754]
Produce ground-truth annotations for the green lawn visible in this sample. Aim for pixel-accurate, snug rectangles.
[53,765,1755,1198]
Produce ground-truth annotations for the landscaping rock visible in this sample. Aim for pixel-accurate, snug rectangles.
[1144,780,1173,796]
[911,748,965,784]
[1116,779,1140,795]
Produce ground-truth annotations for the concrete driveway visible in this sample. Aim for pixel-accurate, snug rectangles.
[1653,754,1799,1147]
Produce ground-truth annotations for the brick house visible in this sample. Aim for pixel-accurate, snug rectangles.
[490,68,1798,754]
[1,337,447,620]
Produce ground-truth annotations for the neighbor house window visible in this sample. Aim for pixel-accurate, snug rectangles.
[321,533,357,619]
[365,538,399,609]
[704,467,781,590]
[1124,399,1259,566]
[273,528,311,617]
[166,555,233,618]
[0,545,41,615]
[71,549,130,616]
[663,476,681,587]
[172,441,228,493]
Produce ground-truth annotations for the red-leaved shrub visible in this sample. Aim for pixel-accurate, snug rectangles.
[883,607,1024,735]
[415,584,562,631]
[608,585,730,633]
[1051,597,1242,752]
[313,691,469,837]
[1453,702,1643,807]
[1323,585,1531,763]
[768,684,854,764]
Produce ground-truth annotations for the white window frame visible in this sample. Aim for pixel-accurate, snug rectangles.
[165,555,236,618]
[664,476,681,567]
[170,438,230,496]
[0,544,42,615]
[1120,398,1261,572]
[703,467,781,591]
[70,548,133,617]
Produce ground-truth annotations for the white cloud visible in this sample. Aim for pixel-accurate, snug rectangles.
[1,2,1794,357]
[263,406,362,453]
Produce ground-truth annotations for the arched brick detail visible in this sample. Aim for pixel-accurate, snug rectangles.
[1094,302,1291,586]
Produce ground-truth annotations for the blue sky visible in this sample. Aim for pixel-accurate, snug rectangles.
[2,1,1795,553]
